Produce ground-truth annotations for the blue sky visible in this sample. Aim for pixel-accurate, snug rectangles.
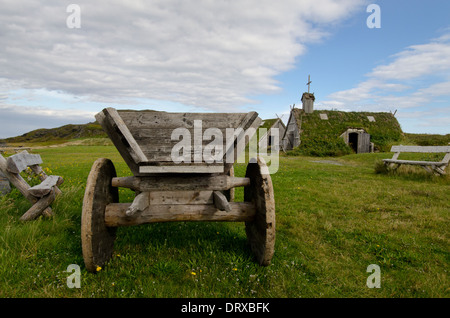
[1,0,449,138]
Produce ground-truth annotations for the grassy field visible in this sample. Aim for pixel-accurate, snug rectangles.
[0,145,448,298]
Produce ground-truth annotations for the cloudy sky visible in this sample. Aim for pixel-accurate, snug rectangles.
[1,0,449,138]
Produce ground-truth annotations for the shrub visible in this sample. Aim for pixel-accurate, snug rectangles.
[288,135,352,157]
[374,160,389,174]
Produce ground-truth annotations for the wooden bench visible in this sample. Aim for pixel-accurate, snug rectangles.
[383,145,450,176]
[0,150,63,220]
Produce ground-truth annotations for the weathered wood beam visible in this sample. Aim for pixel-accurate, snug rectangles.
[383,159,447,166]
[6,151,43,174]
[223,112,261,174]
[139,165,224,174]
[126,190,217,217]
[390,145,450,153]
[20,190,56,221]
[29,164,62,195]
[111,175,250,192]
[95,108,147,175]
[104,202,256,227]
[28,175,63,198]
[1,153,53,219]
[0,154,35,202]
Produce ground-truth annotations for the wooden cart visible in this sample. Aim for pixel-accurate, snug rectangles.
[81,107,275,272]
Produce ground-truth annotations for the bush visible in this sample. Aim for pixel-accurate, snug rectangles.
[288,135,352,157]
[374,160,389,174]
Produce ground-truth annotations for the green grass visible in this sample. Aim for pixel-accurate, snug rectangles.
[0,146,449,298]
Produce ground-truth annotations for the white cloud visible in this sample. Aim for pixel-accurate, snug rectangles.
[322,32,450,133]
[369,42,450,80]
[0,0,365,111]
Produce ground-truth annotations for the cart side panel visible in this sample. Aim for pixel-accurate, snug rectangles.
[96,108,261,175]
[95,108,147,175]
[118,111,260,168]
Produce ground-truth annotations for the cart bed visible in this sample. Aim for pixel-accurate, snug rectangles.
[96,108,261,175]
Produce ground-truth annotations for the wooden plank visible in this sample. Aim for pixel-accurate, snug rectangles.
[434,166,446,176]
[112,175,250,192]
[224,112,261,174]
[126,190,215,216]
[141,152,227,165]
[100,108,262,172]
[6,151,43,174]
[29,164,62,196]
[149,190,214,205]
[139,165,224,174]
[442,153,450,164]
[382,159,447,166]
[28,175,63,198]
[20,190,56,221]
[1,153,37,202]
[390,145,450,153]
[95,108,147,175]
[0,171,11,195]
[104,202,256,227]
[0,153,53,219]
[119,111,245,130]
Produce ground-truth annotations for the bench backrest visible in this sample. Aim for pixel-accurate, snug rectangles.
[6,151,43,174]
[390,145,450,153]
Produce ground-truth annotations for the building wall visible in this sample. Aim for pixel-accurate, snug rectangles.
[259,119,286,152]
[282,111,300,151]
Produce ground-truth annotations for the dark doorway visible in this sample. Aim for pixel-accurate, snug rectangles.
[349,132,358,153]
[287,132,294,150]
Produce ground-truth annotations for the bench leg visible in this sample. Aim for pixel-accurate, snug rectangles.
[420,165,433,174]
[20,190,56,221]
[433,166,446,176]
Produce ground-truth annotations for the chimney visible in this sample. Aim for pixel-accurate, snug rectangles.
[301,92,315,114]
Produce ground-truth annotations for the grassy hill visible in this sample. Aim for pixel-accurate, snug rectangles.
[403,133,450,146]
[0,122,107,146]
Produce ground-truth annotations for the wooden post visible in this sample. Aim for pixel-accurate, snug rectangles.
[0,170,11,195]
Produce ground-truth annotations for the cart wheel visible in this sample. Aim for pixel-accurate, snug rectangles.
[81,158,119,272]
[244,157,275,266]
